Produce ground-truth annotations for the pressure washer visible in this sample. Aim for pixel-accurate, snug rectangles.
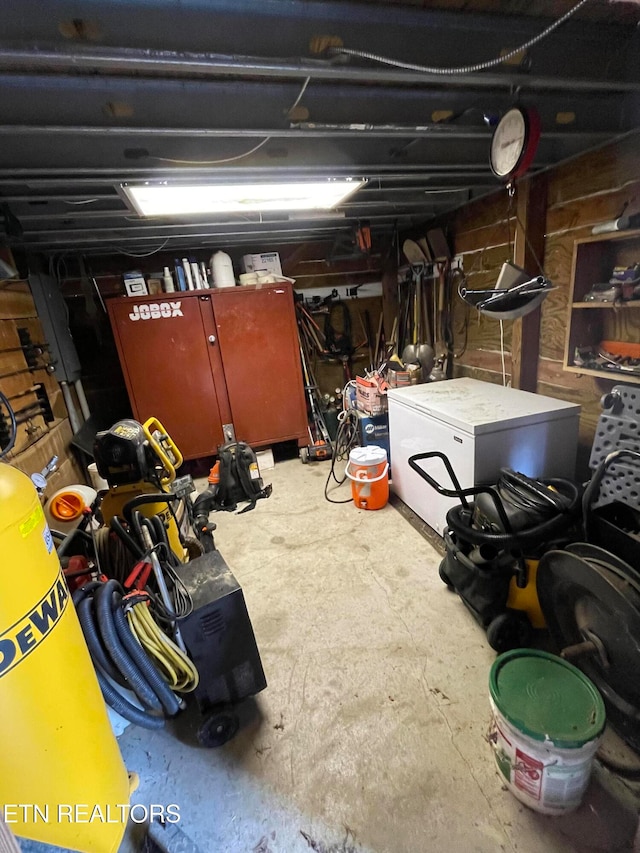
[60,416,267,746]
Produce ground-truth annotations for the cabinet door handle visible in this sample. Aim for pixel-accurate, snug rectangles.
[208,334,216,344]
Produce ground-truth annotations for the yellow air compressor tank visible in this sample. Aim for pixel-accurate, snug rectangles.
[0,463,130,853]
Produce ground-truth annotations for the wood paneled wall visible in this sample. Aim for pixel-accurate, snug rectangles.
[426,132,640,475]
[0,273,83,487]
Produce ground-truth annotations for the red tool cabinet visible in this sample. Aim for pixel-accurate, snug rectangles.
[107,283,308,460]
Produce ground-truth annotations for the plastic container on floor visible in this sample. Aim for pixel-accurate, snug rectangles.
[345,445,389,510]
[489,649,606,815]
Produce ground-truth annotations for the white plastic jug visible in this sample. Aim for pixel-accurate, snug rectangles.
[210,251,236,288]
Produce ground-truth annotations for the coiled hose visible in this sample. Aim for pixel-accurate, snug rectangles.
[125,597,199,692]
[73,579,183,729]
[446,478,581,550]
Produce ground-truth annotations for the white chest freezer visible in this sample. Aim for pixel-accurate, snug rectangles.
[388,378,580,536]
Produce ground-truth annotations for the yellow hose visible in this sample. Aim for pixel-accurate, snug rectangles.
[126,602,199,692]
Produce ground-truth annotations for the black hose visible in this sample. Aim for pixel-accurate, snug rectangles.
[72,581,103,601]
[112,604,180,717]
[192,486,218,518]
[109,516,145,559]
[73,580,177,728]
[324,408,360,504]
[129,510,146,550]
[150,513,179,566]
[596,750,640,779]
[446,479,581,549]
[75,596,129,689]
[94,580,163,714]
[94,669,165,730]
[0,390,17,459]
[56,527,94,560]
[122,493,179,528]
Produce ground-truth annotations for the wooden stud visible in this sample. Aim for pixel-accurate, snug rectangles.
[511,174,548,391]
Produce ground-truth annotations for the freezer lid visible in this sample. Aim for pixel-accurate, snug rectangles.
[387,378,580,434]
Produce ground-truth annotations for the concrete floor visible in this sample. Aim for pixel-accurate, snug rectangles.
[19,455,640,852]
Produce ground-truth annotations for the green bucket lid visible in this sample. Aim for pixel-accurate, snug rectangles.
[489,649,606,749]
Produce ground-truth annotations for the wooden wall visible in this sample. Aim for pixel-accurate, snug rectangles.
[424,132,640,476]
[0,254,84,488]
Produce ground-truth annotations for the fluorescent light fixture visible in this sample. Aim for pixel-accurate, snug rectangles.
[121,179,365,217]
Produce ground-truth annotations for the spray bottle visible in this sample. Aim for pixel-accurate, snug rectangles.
[163,267,175,293]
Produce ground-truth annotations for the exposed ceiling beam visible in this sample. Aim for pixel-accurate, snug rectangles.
[0,184,496,203]
[0,45,637,93]
[0,166,498,186]
[15,199,460,222]
[0,123,614,142]
[20,223,400,249]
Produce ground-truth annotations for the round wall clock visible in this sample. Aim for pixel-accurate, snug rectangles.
[489,106,541,181]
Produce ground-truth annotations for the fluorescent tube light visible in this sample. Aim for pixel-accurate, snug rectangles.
[121,179,365,217]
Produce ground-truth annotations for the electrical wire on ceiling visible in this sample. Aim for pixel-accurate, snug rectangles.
[112,238,171,257]
[328,0,593,75]
[148,76,312,167]
[288,76,311,113]
[149,136,272,166]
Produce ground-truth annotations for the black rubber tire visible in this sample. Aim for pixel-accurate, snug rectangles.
[438,560,454,589]
[197,707,239,748]
[486,612,532,654]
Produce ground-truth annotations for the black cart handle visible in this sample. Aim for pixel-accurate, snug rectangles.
[407,451,514,536]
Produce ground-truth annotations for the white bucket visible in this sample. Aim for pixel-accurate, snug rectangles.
[489,650,605,815]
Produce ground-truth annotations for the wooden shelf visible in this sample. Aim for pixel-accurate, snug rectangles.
[563,230,640,382]
[564,364,640,385]
[572,300,640,309]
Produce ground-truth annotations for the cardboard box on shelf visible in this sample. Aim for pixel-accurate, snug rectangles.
[41,455,87,495]
[240,253,283,278]
[11,418,75,478]
[11,414,48,456]
[123,272,148,297]
[356,375,388,416]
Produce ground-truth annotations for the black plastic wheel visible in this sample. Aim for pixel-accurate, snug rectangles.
[486,611,532,653]
[197,707,239,748]
[438,560,454,589]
